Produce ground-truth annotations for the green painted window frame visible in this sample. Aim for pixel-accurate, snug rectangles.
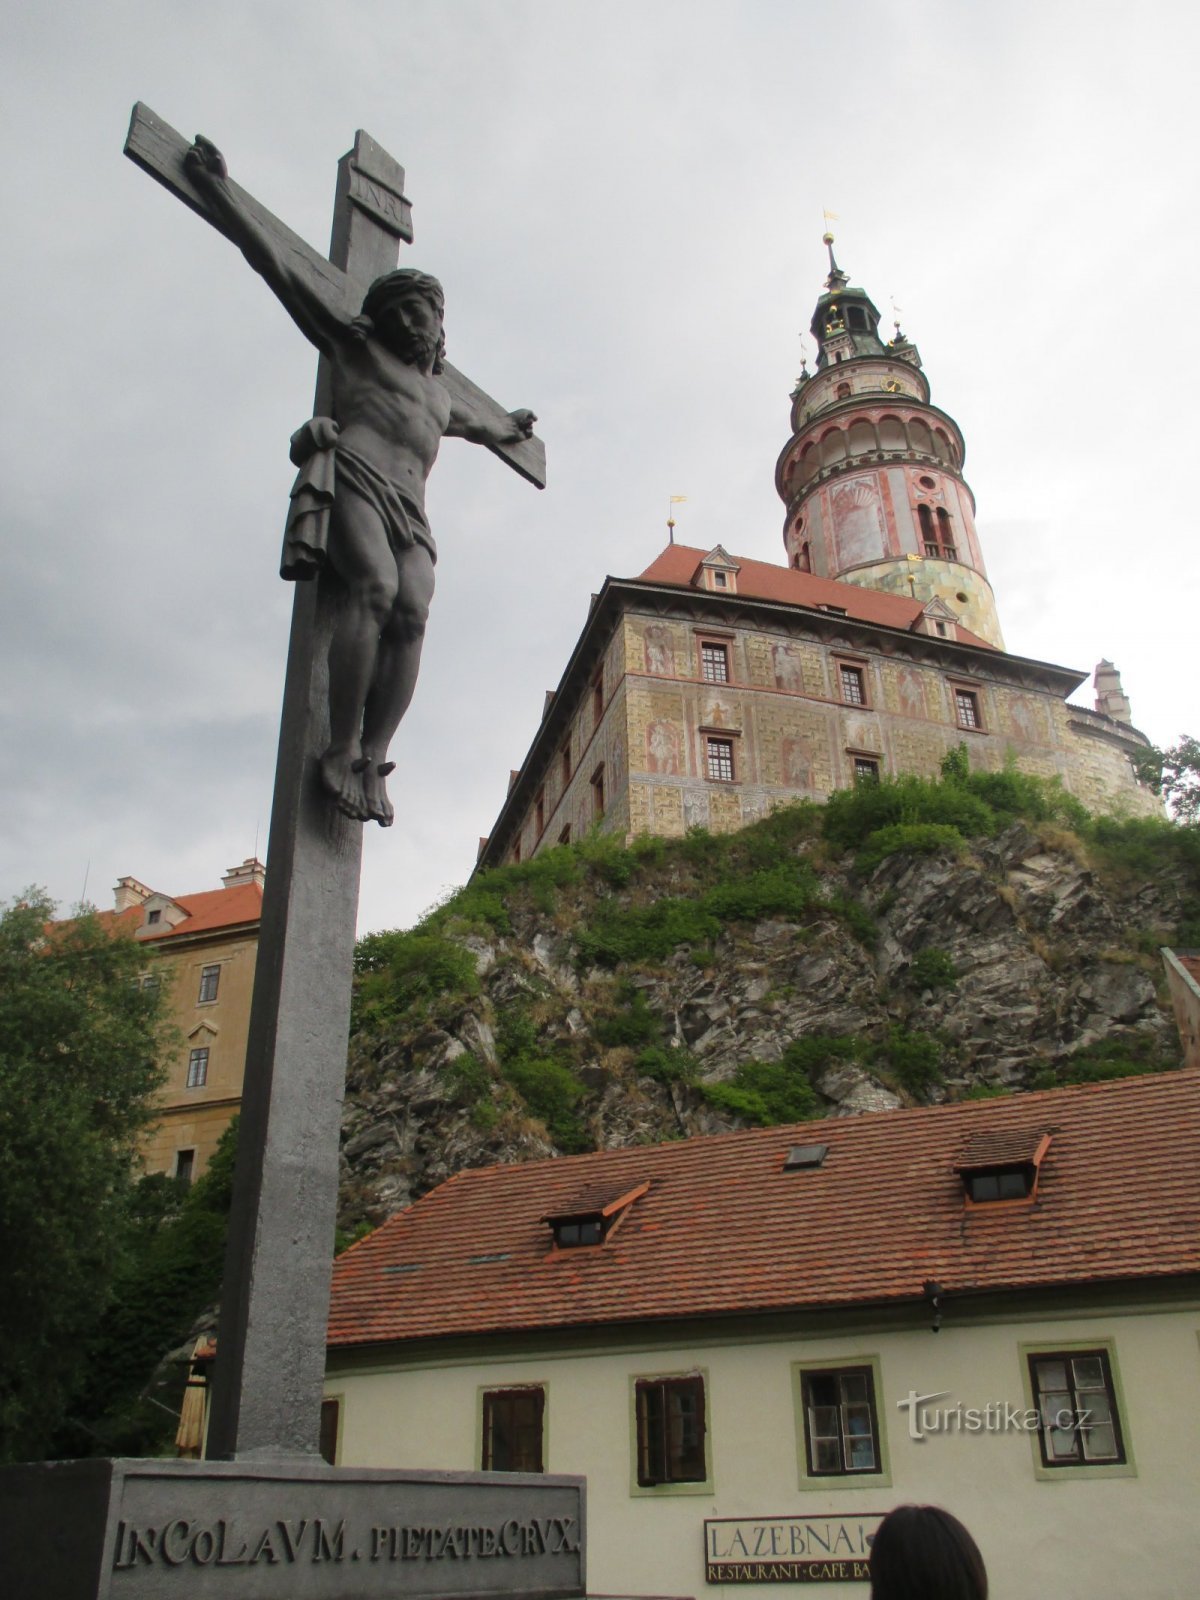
[1018,1339,1136,1482]
[791,1355,892,1491]
[628,1368,713,1497]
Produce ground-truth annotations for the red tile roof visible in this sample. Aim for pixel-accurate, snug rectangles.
[635,545,995,651]
[95,883,262,941]
[328,1069,1200,1352]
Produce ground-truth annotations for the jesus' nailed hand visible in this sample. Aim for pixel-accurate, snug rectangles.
[184,135,537,827]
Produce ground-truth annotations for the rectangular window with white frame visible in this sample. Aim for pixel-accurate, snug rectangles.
[198,963,220,1003]
[792,1357,890,1489]
[186,1047,209,1089]
[700,642,730,683]
[706,737,735,782]
[839,663,867,706]
[1026,1347,1128,1471]
[954,687,983,730]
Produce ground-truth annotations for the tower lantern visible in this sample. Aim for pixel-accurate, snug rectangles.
[776,238,1004,649]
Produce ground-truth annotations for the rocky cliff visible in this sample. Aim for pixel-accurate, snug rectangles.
[338,783,1195,1238]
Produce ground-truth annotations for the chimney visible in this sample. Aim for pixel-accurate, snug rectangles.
[222,858,267,890]
[113,875,153,913]
[1094,660,1133,725]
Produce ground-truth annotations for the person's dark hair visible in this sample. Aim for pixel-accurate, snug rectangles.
[869,1505,987,1600]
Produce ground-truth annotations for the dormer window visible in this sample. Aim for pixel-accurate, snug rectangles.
[553,1215,604,1248]
[544,1181,648,1249]
[696,547,740,594]
[958,1130,1051,1205]
[966,1168,1033,1202]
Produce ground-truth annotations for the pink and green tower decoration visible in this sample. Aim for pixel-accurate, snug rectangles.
[776,234,1004,649]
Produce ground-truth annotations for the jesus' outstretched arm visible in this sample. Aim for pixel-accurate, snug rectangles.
[185,136,349,356]
[444,400,538,448]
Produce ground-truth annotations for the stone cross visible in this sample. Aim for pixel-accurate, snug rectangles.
[123,105,543,1462]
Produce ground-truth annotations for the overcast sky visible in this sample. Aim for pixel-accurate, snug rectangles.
[3,1,1197,935]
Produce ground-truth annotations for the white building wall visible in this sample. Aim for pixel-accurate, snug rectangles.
[328,1301,1200,1600]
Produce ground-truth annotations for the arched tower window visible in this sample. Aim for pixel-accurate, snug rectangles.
[820,428,846,467]
[918,503,935,552]
[836,382,851,400]
[936,508,957,560]
[793,542,812,573]
[919,503,958,561]
[879,415,905,452]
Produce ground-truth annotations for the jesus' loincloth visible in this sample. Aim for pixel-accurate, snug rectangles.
[280,417,437,580]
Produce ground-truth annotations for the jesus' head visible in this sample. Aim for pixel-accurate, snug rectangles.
[358,269,446,372]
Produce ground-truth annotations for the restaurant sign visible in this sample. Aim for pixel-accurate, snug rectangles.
[704,1515,882,1585]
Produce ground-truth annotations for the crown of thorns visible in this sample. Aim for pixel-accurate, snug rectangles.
[361,269,445,321]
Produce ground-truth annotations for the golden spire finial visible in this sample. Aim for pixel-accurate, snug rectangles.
[667,494,687,545]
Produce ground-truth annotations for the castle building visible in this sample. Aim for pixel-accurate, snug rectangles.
[477,243,1157,870]
[99,859,264,1181]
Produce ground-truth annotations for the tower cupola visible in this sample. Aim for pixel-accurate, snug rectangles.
[776,237,1004,649]
[810,234,889,367]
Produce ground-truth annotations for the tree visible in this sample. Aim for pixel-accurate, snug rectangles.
[54,1118,238,1459]
[0,891,169,1461]
[1134,736,1200,825]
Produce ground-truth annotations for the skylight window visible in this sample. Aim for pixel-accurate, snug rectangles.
[784,1143,829,1172]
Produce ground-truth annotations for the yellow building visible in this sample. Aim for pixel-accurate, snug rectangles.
[324,1069,1200,1599]
[479,244,1159,869]
[101,859,264,1182]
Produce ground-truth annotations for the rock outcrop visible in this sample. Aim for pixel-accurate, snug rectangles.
[338,820,1185,1236]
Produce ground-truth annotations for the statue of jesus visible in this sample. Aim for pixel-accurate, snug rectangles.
[185,136,536,826]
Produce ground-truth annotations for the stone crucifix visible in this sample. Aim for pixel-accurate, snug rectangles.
[124,105,544,1462]
[130,110,543,828]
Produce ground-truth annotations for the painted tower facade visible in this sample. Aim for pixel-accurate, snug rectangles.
[776,239,1003,649]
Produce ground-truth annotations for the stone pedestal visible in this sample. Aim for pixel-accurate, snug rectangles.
[0,1457,585,1600]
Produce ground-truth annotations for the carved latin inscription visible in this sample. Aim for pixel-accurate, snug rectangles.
[347,166,413,239]
[112,1513,582,1573]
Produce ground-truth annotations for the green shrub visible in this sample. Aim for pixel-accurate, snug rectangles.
[432,881,512,936]
[633,1044,698,1085]
[824,895,878,947]
[699,1034,860,1126]
[940,744,971,784]
[1036,1037,1177,1089]
[353,930,479,1028]
[595,987,660,1048]
[576,898,721,968]
[964,767,1089,830]
[856,822,966,874]
[705,863,818,923]
[702,1059,820,1126]
[441,1051,491,1107]
[1087,814,1200,881]
[907,948,959,991]
[879,1027,943,1095]
[823,775,995,853]
[502,1056,588,1151]
[729,802,823,869]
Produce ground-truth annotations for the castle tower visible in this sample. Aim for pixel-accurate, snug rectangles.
[775,236,1004,649]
